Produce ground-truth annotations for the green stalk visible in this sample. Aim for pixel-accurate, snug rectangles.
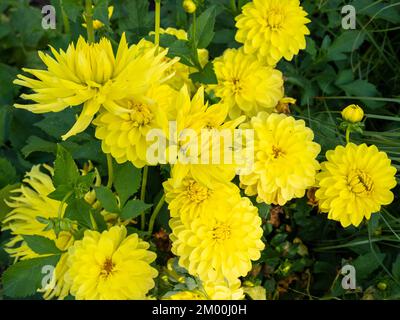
[230,0,237,15]
[148,194,165,234]
[58,191,73,219]
[345,127,351,144]
[85,0,95,43]
[106,154,114,189]
[60,0,71,34]
[140,166,149,230]
[154,0,161,47]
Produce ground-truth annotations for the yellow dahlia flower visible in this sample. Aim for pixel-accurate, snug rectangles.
[163,173,241,227]
[169,86,245,187]
[1,165,73,260]
[316,143,397,227]
[1,165,73,299]
[240,112,321,205]
[235,0,311,66]
[170,196,264,284]
[65,226,158,300]
[93,84,176,168]
[210,48,284,119]
[14,34,175,140]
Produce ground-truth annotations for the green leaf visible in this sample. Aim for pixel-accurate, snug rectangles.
[34,109,76,139]
[327,30,365,61]
[2,255,61,298]
[54,144,80,188]
[352,252,385,281]
[190,61,218,84]
[0,183,18,222]
[64,198,93,228]
[0,158,17,188]
[95,186,120,213]
[21,136,56,157]
[74,173,95,199]
[47,185,74,202]
[0,105,11,146]
[22,235,62,255]
[392,255,400,281]
[255,202,271,220]
[120,199,152,220]
[189,6,217,49]
[62,0,83,22]
[158,34,195,67]
[114,163,141,206]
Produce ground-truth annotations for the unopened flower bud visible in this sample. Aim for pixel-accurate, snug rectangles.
[183,0,196,14]
[341,104,364,123]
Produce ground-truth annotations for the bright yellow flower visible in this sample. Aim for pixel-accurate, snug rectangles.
[240,112,321,205]
[1,165,73,299]
[14,34,175,140]
[316,143,397,227]
[93,84,176,168]
[168,86,245,187]
[65,226,158,300]
[163,173,241,227]
[1,165,73,260]
[210,48,284,119]
[341,104,364,123]
[235,0,311,66]
[170,196,264,284]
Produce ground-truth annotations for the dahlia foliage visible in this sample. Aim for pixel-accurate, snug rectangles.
[0,0,397,301]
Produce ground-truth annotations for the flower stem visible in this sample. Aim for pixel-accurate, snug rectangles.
[345,127,351,144]
[58,191,73,219]
[85,0,95,43]
[154,0,161,47]
[106,154,113,189]
[60,0,71,34]
[148,194,165,234]
[140,166,149,230]
[230,0,237,15]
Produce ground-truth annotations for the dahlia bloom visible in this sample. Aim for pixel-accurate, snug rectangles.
[65,226,158,300]
[170,196,264,284]
[210,48,284,119]
[14,34,175,140]
[316,143,397,227]
[169,86,245,187]
[163,173,241,227]
[93,84,176,168]
[1,165,73,299]
[240,112,321,205]
[235,0,311,66]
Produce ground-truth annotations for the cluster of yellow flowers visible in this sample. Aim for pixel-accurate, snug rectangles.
[3,0,397,301]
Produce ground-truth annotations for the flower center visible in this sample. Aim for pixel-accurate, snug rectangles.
[128,101,153,126]
[271,145,285,159]
[231,78,242,94]
[347,170,374,195]
[266,10,284,30]
[212,223,231,241]
[100,258,115,278]
[186,180,211,203]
